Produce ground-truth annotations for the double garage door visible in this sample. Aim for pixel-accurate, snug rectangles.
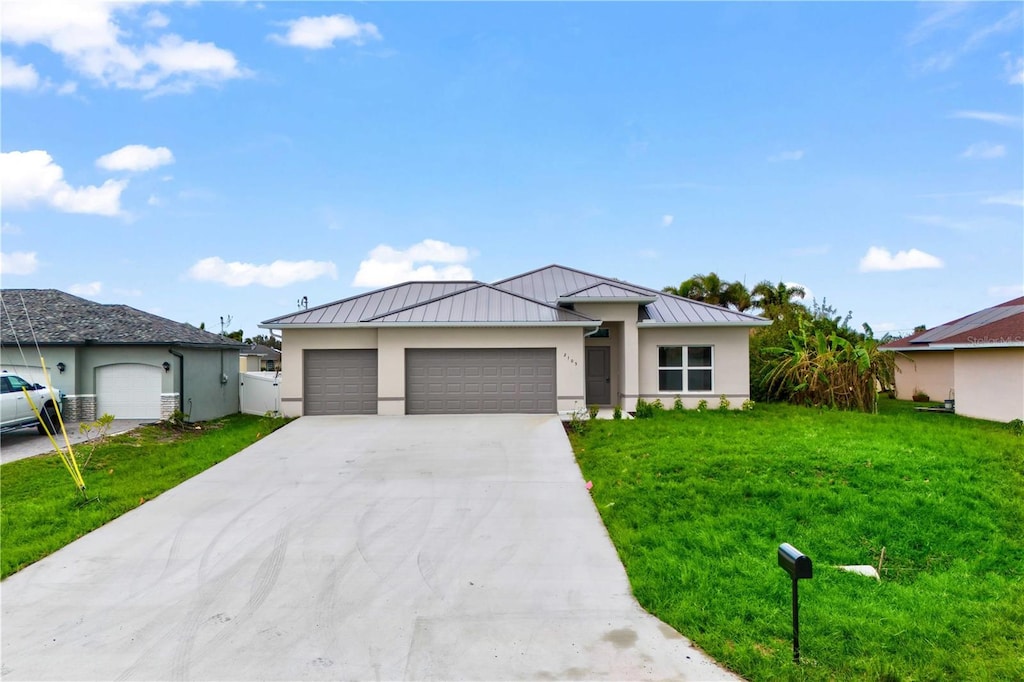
[303,348,556,415]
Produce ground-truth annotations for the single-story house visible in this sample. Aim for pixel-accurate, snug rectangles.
[0,289,244,422]
[260,264,769,417]
[240,343,281,372]
[881,296,1023,423]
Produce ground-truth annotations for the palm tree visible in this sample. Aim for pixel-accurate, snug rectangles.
[750,280,806,320]
[663,272,751,311]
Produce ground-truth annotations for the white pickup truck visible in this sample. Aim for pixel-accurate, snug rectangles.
[0,371,63,435]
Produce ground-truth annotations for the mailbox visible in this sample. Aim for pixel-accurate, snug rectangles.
[778,543,813,579]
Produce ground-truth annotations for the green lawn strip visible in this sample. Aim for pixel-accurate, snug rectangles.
[572,401,1024,681]
[1,413,291,579]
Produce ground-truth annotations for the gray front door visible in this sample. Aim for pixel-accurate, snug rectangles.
[303,350,378,415]
[405,348,556,414]
[585,346,611,405]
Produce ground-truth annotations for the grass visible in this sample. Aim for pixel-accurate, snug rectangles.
[570,399,1024,681]
[1,412,291,579]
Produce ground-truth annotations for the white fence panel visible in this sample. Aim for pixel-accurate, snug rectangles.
[240,371,281,416]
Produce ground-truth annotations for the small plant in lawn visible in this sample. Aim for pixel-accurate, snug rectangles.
[612,405,622,420]
[588,404,600,420]
[77,413,115,467]
[650,399,664,412]
[568,405,589,435]
[634,397,653,419]
[673,396,685,411]
[1009,418,1023,436]
[696,399,708,412]
[718,394,731,410]
[913,389,931,403]
[741,399,755,411]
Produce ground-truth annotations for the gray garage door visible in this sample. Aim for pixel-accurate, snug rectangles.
[406,348,556,415]
[304,350,377,415]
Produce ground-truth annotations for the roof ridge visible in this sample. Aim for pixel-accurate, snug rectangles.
[261,280,483,323]
[361,282,599,323]
[560,281,651,297]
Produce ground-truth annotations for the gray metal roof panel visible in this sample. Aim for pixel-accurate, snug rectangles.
[364,284,599,324]
[559,282,656,301]
[262,281,479,325]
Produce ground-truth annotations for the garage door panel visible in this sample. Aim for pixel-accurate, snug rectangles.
[304,350,377,415]
[96,364,161,420]
[406,349,556,415]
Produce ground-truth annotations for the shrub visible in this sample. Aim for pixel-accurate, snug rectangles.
[1009,419,1023,436]
[741,399,755,411]
[696,399,709,412]
[588,404,600,420]
[634,398,655,419]
[718,394,731,411]
[673,396,685,411]
[612,405,622,420]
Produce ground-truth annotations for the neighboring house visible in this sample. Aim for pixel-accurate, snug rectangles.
[0,289,244,422]
[240,343,281,372]
[881,297,1023,423]
[260,264,769,417]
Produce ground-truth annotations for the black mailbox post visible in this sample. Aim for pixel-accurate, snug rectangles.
[778,543,812,663]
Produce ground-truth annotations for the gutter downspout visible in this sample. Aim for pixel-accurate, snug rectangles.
[168,348,184,414]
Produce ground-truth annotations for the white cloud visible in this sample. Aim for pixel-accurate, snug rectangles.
[1,222,23,235]
[1,56,40,90]
[768,150,804,162]
[96,144,174,172]
[56,80,77,95]
[0,2,247,95]
[859,246,944,272]
[68,281,102,296]
[353,239,474,287]
[147,194,161,206]
[960,142,1006,159]
[988,284,1024,299]
[906,3,970,47]
[661,214,674,227]
[186,256,338,288]
[270,14,382,49]
[144,10,169,29]
[0,251,39,275]
[982,191,1024,207]
[910,7,1022,73]
[950,110,1021,127]
[1005,53,1024,84]
[1,150,126,216]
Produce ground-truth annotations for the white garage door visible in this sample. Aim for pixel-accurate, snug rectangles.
[96,364,162,419]
[406,348,556,415]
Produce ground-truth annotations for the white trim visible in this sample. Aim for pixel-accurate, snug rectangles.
[884,342,1024,351]
[260,321,603,329]
[639,319,772,328]
[558,295,657,304]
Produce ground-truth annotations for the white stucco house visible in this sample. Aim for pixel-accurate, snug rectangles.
[260,265,769,417]
[881,296,1024,423]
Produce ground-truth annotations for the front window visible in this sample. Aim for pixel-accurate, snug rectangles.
[659,346,713,392]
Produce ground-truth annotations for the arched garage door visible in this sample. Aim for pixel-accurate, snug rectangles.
[96,364,162,419]
[406,348,556,414]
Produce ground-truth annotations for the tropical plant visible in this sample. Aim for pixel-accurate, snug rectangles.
[750,280,806,320]
[761,317,897,413]
[663,272,751,311]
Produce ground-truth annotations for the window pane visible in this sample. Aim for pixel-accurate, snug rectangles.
[659,369,683,391]
[688,346,712,367]
[688,368,712,391]
[659,346,683,367]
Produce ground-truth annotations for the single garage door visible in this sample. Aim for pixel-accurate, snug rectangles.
[96,363,162,419]
[304,350,378,415]
[406,348,556,415]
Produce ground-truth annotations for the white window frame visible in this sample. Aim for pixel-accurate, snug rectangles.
[658,345,714,393]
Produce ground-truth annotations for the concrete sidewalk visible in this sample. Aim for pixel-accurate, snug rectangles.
[0,415,738,681]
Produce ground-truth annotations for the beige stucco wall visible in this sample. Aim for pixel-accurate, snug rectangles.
[892,351,954,401]
[637,326,752,409]
[574,302,641,407]
[953,347,1024,423]
[278,326,586,416]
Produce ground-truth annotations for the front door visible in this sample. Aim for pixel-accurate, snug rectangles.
[585,346,611,405]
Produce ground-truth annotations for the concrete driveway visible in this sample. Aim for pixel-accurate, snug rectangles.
[1,415,738,681]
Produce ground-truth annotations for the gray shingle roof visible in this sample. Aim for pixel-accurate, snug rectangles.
[261,264,768,328]
[241,343,281,357]
[0,289,244,348]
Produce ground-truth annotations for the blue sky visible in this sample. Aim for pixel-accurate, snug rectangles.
[2,1,1021,339]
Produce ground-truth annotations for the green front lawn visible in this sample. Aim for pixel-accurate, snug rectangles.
[1,413,291,579]
[570,399,1023,681]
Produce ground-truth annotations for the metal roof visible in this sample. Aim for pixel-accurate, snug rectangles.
[0,289,243,348]
[558,282,657,303]
[882,297,1024,350]
[365,284,598,325]
[261,264,769,328]
[262,281,478,326]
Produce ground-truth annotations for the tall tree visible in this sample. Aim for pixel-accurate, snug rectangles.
[750,280,806,320]
[663,272,751,311]
[244,334,282,350]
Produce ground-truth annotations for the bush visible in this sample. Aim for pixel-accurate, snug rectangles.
[696,399,708,412]
[718,394,731,411]
[673,396,685,411]
[588,404,599,420]
[612,405,622,420]
[634,398,656,419]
